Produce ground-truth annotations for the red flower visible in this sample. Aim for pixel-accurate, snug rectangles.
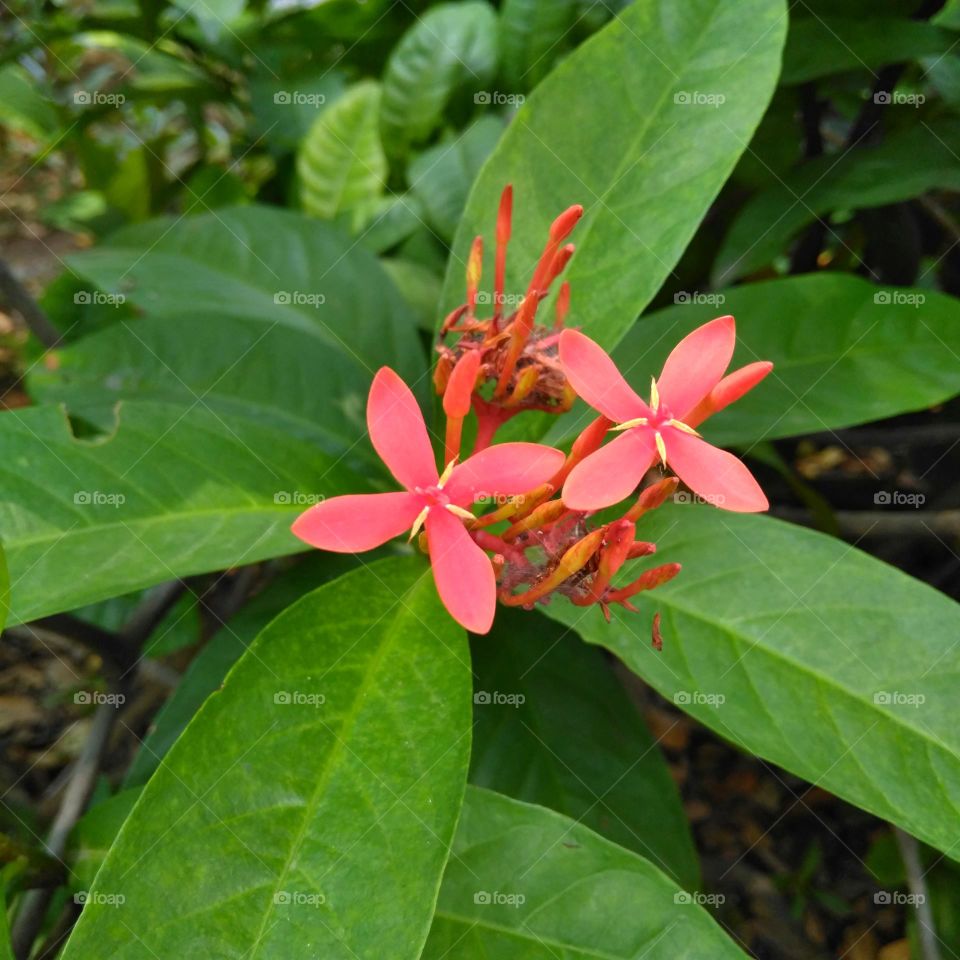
[559,316,771,513]
[291,367,564,633]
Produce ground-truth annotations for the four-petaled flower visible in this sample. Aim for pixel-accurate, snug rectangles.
[291,368,564,633]
[559,316,770,513]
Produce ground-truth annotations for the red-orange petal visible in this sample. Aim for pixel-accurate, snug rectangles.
[291,492,423,552]
[445,442,565,505]
[656,315,736,420]
[559,329,649,423]
[562,428,657,511]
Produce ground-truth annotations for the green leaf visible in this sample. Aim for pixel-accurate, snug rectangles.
[782,16,955,85]
[544,505,960,859]
[715,121,960,284]
[0,63,59,140]
[380,1,499,158]
[425,787,746,958]
[69,788,142,894]
[498,0,578,91]
[124,553,361,787]
[471,608,699,889]
[0,401,365,624]
[297,82,387,230]
[408,117,503,243]
[441,0,787,349]
[35,206,423,452]
[61,557,471,960]
[607,274,960,446]
[382,258,443,331]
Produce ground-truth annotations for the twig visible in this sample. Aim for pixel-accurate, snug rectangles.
[0,258,61,348]
[774,507,960,539]
[894,827,943,960]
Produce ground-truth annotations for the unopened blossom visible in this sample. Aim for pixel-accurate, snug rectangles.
[291,367,564,633]
[559,316,772,512]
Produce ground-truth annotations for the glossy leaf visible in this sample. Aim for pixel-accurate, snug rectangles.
[0,402,365,624]
[605,274,960,446]
[380,1,499,157]
[424,787,746,959]
[440,0,787,349]
[545,505,960,858]
[61,557,472,960]
[297,82,387,230]
[715,121,960,283]
[471,608,699,888]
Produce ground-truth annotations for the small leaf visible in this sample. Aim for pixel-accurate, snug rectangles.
[498,0,578,91]
[297,81,387,230]
[425,787,746,958]
[380,1,499,158]
[61,557,472,960]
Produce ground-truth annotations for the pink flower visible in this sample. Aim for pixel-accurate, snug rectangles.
[558,316,770,513]
[291,367,565,633]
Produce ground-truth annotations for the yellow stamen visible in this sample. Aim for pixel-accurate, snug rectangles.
[438,457,458,487]
[408,505,430,541]
[610,417,648,432]
[649,377,660,413]
[445,504,475,521]
[655,431,667,466]
[666,419,701,437]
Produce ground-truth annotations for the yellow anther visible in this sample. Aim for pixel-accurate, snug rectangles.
[445,504,475,521]
[654,431,667,466]
[408,505,430,541]
[666,419,701,437]
[610,417,649,432]
[649,377,660,413]
[438,458,458,487]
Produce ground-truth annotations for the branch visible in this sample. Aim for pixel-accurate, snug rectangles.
[0,258,61,348]
[894,827,943,960]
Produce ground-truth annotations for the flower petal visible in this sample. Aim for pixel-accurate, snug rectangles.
[562,428,657,511]
[291,492,423,552]
[426,507,496,634]
[656,315,736,420]
[367,367,438,489]
[665,429,768,513]
[445,442,566,505]
[559,330,650,423]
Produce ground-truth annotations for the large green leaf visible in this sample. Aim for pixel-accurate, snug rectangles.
[781,16,955,84]
[297,82,387,230]
[424,787,745,959]
[62,557,471,960]
[380,1,499,158]
[498,0,578,91]
[35,206,424,453]
[0,401,364,624]
[59,205,423,382]
[715,122,960,283]
[603,274,960,446]
[545,505,960,858]
[124,553,361,787]
[440,0,787,349]
[470,608,699,889]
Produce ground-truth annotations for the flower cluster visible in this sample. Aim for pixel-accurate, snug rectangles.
[293,188,773,638]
